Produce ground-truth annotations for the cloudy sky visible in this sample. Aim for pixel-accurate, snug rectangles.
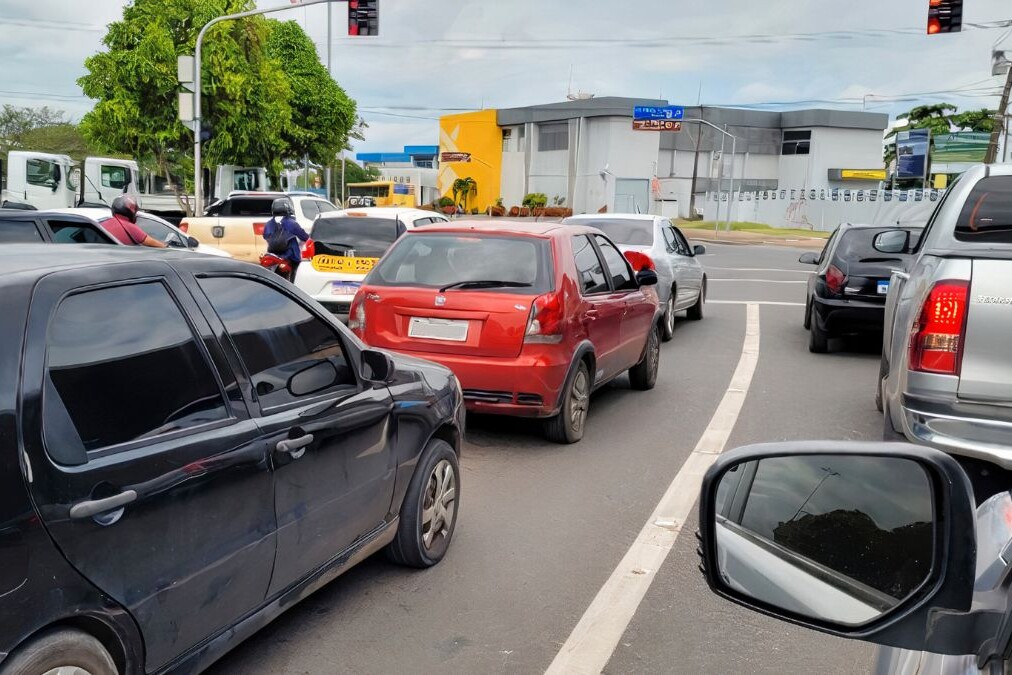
[0,0,1007,155]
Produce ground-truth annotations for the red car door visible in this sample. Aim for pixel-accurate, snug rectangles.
[572,234,626,383]
[593,235,656,368]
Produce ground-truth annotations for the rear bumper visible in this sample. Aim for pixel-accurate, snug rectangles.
[390,346,573,418]
[295,266,364,319]
[899,396,1012,469]
[812,296,885,335]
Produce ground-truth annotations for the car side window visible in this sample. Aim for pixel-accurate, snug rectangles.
[300,200,320,221]
[198,276,356,410]
[593,235,637,291]
[135,215,183,247]
[0,218,44,242]
[320,201,339,214]
[661,227,677,252]
[573,234,609,294]
[817,230,838,265]
[671,227,692,256]
[44,282,230,456]
[47,219,113,244]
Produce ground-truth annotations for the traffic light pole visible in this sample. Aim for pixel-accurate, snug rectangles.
[682,118,737,234]
[193,0,343,213]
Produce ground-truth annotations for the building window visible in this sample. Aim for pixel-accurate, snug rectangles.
[502,128,512,153]
[414,159,433,168]
[782,130,812,156]
[538,122,569,152]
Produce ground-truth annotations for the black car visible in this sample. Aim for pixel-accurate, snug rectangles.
[800,223,922,353]
[0,209,116,244]
[0,245,463,675]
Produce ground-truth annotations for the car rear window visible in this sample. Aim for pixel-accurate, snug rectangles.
[369,233,554,294]
[312,216,399,258]
[834,227,922,262]
[566,218,654,246]
[0,218,43,242]
[227,198,278,217]
[955,176,1012,244]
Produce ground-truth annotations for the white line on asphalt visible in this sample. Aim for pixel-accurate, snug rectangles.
[707,278,807,284]
[708,300,805,307]
[704,266,814,274]
[545,304,762,675]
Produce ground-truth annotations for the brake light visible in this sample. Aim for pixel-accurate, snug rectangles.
[302,238,315,259]
[348,292,366,335]
[178,221,189,233]
[909,280,970,375]
[825,264,847,295]
[525,292,565,344]
[623,250,656,272]
[253,222,266,236]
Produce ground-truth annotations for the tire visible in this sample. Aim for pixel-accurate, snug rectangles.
[629,324,661,391]
[687,281,705,321]
[661,294,676,342]
[386,439,460,568]
[0,628,118,675]
[803,297,813,330]
[808,315,829,354]
[543,362,590,444]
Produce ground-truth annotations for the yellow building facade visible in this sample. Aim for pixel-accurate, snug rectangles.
[438,110,502,212]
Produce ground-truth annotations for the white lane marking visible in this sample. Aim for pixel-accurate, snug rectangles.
[707,278,807,284]
[708,300,805,307]
[546,304,762,675]
[705,266,814,274]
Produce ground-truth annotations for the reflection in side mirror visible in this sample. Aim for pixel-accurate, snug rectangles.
[287,360,339,397]
[693,244,706,256]
[361,348,396,384]
[874,230,910,255]
[635,269,659,287]
[798,252,819,265]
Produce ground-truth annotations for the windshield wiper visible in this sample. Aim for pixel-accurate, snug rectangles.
[439,280,533,292]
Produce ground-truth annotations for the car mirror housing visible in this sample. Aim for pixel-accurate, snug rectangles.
[798,252,819,265]
[874,230,910,255]
[187,236,200,249]
[361,348,396,385]
[698,441,985,656]
[693,244,706,256]
[635,269,659,287]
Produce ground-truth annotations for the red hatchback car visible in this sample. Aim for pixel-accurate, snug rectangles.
[348,222,662,443]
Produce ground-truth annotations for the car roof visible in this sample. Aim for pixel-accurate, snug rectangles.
[838,222,924,231]
[565,213,658,222]
[47,207,174,225]
[0,244,199,277]
[320,207,439,219]
[402,219,591,238]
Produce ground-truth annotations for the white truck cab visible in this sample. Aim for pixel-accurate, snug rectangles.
[79,157,140,207]
[1,151,78,210]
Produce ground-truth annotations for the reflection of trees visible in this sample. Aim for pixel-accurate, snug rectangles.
[773,510,931,599]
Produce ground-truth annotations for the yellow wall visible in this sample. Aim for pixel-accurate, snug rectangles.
[438,110,502,212]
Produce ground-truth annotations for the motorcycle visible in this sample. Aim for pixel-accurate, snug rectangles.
[259,252,293,281]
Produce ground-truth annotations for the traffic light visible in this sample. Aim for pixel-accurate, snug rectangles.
[348,0,379,36]
[927,0,962,34]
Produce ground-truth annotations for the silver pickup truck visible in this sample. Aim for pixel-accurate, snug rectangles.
[880,163,1012,500]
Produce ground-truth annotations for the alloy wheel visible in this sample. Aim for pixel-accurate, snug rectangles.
[665,297,675,335]
[569,368,590,434]
[649,327,660,375]
[421,459,457,550]
[43,668,94,675]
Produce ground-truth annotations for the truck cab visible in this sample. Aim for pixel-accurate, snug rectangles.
[80,157,140,208]
[1,151,78,210]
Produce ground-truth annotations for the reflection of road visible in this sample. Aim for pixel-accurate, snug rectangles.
[208,243,881,675]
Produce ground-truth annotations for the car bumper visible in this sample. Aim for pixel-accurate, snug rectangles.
[812,296,885,335]
[295,266,365,320]
[900,396,1012,469]
[394,346,572,418]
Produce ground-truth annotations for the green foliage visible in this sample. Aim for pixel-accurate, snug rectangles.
[953,109,996,133]
[452,177,477,211]
[0,105,71,152]
[334,159,380,199]
[20,124,98,162]
[523,192,548,208]
[438,196,455,207]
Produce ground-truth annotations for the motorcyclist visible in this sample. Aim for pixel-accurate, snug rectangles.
[105,196,166,248]
[262,198,310,279]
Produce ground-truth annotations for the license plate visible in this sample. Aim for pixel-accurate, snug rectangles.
[311,255,379,274]
[408,317,469,342]
[330,282,361,296]
[877,281,890,295]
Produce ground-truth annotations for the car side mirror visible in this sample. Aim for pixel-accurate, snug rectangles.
[699,441,980,655]
[798,252,819,265]
[635,269,658,287]
[287,360,339,397]
[51,165,61,192]
[187,236,200,249]
[693,244,706,256]
[361,348,396,385]
[873,230,910,255]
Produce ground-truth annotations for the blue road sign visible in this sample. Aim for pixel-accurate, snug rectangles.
[634,106,684,121]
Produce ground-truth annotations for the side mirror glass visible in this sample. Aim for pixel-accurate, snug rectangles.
[798,252,819,265]
[187,236,200,249]
[693,244,706,256]
[361,348,396,384]
[287,360,339,397]
[635,269,658,287]
[873,230,910,255]
[700,442,977,655]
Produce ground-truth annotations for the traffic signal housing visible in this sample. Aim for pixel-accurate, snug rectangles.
[349,0,379,36]
[927,0,962,34]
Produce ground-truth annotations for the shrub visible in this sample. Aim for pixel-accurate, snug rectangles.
[522,193,548,209]
[438,196,455,208]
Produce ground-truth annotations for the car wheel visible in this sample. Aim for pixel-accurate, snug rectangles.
[687,281,705,321]
[803,297,813,330]
[0,628,117,675]
[544,362,590,444]
[808,315,829,354]
[629,324,661,391]
[661,295,676,342]
[386,439,459,568]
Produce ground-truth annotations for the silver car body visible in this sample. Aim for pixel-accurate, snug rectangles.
[564,213,706,334]
[881,163,1012,469]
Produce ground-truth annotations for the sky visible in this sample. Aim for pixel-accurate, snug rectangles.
[0,0,1008,156]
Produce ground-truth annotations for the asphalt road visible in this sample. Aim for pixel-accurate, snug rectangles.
[208,241,883,675]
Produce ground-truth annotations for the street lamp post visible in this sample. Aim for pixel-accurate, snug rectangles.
[193,0,342,213]
[682,118,737,235]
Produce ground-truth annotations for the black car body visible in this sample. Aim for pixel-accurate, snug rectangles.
[801,223,922,353]
[0,245,463,674]
[0,209,117,244]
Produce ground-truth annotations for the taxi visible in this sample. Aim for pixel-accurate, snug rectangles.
[294,207,448,317]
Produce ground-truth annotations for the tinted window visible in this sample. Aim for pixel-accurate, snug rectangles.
[101,164,128,189]
[199,277,354,409]
[228,198,277,217]
[955,176,1012,244]
[736,455,932,600]
[0,218,43,242]
[134,215,183,246]
[573,235,609,294]
[371,233,553,294]
[318,201,339,215]
[593,235,636,291]
[311,216,398,257]
[835,228,922,262]
[567,218,653,246]
[48,220,112,244]
[45,283,228,453]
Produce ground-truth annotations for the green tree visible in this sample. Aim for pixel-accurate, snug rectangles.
[953,109,997,133]
[884,103,957,167]
[452,177,477,211]
[266,20,356,166]
[0,105,74,154]
[334,159,380,200]
[20,124,97,162]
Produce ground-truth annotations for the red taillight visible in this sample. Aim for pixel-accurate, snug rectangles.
[348,292,366,336]
[178,221,189,233]
[623,250,655,272]
[909,280,970,375]
[825,264,847,295]
[253,222,266,236]
[302,238,315,259]
[525,292,565,344]
[927,18,941,34]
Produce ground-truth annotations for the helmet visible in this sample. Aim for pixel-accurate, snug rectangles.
[271,198,294,218]
[111,195,139,224]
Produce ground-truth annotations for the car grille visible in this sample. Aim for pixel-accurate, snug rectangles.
[516,393,544,406]
[462,390,544,406]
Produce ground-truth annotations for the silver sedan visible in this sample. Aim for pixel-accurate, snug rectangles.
[563,214,706,341]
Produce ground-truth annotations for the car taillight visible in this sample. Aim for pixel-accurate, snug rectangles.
[348,293,366,335]
[909,280,970,376]
[623,250,655,272]
[825,264,847,295]
[253,222,266,236]
[178,221,189,233]
[525,292,564,344]
[302,238,315,258]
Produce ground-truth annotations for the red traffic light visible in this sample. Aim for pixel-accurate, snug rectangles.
[927,0,962,34]
[349,0,379,37]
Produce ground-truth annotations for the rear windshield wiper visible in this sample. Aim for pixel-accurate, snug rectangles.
[439,280,533,292]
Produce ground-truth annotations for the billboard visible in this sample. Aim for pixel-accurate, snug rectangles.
[896,129,930,181]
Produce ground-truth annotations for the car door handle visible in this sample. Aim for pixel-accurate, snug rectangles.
[277,434,314,460]
[69,490,137,520]
[584,309,600,321]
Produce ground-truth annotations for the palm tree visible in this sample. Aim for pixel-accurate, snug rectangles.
[452,177,477,213]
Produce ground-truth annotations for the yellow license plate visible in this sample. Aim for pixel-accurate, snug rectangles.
[311,255,379,274]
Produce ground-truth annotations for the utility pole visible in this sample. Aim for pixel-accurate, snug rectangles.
[986,64,1012,164]
[687,109,703,220]
[326,1,333,201]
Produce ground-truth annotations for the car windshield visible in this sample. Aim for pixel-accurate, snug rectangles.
[311,216,399,258]
[836,227,923,262]
[568,218,654,246]
[369,233,553,293]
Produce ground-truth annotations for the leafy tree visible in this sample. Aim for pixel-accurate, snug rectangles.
[884,103,957,166]
[453,177,477,211]
[334,159,380,200]
[20,124,97,162]
[0,105,74,154]
[953,109,997,133]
